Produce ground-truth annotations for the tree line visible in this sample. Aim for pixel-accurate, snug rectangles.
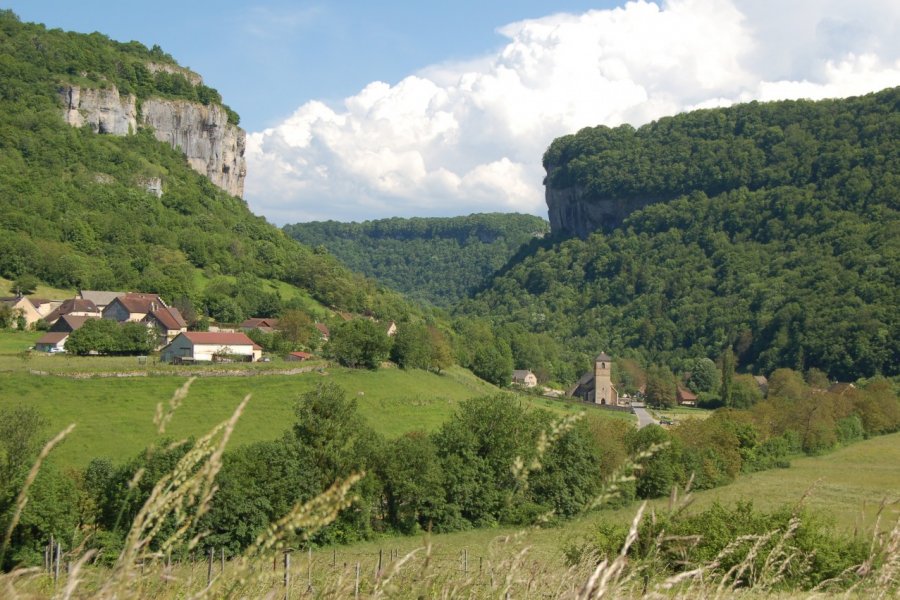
[2,374,897,569]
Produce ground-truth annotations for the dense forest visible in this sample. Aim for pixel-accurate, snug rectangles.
[284,214,549,306]
[460,88,899,382]
[0,10,412,323]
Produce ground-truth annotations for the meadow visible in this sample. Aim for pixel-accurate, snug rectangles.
[0,330,628,469]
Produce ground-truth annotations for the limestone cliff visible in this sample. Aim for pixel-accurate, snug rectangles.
[60,84,137,135]
[141,98,246,197]
[546,185,661,239]
[58,84,246,198]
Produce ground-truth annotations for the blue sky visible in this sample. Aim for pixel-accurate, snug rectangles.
[4,1,900,224]
[5,1,617,131]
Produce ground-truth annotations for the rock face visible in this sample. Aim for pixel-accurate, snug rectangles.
[60,85,137,135]
[58,84,246,198]
[546,185,663,238]
[141,98,246,198]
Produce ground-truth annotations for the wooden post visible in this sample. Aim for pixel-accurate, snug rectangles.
[306,546,313,593]
[54,541,61,585]
[332,548,336,568]
[221,547,225,575]
[479,556,483,573]
[464,548,468,575]
[283,551,291,600]
[354,562,360,599]
[207,547,213,586]
[377,548,382,575]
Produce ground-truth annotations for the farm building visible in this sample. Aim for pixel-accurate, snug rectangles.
[286,351,313,361]
[35,332,69,353]
[160,331,262,363]
[511,369,538,388]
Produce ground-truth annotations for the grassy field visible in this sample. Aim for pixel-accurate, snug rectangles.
[650,404,711,423]
[0,366,495,468]
[315,431,900,571]
[0,276,74,300]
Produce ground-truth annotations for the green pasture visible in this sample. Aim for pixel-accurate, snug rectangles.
[0,363,621,469]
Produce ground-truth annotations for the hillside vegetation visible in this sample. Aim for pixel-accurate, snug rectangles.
[462,88,899,381]
[284,214,550,306]
[0,10,410,322]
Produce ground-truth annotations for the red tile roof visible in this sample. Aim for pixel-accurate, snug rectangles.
[148,306,187,331]
[181,332,258,346]
[114,293,166,315]
[44,298,100,322]
[289,351,313,360]
[240,317,279,329]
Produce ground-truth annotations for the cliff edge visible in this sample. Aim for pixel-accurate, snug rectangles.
[58,84,246,198]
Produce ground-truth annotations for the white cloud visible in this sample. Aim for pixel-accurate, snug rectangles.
[245,0,900,224]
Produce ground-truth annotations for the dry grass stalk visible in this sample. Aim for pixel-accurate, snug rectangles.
[98,394,250,598]
[153,377,196,434]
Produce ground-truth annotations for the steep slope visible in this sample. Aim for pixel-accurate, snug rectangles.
[0,11,410,321]
[284,214,550,306]
[462,88,899,381]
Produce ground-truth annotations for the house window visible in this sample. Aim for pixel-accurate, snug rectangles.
[600,362,605,369]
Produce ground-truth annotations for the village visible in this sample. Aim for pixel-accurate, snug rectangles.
[0,290,333,364]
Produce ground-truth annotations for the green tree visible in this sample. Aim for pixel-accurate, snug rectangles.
[720,347,736,406]
[390,323,431,370]
[471,341,514,387]
[291,383,381,543]
[645,365,677,408]
[687,357,720,393]
[327,319,392,369]
[10,274,38,295]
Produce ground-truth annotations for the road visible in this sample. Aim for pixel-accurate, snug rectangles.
[631,402,659,429]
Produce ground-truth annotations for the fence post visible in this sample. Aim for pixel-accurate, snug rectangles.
[221,547,225,576]
[464,548,468,575]
[207,547,213,586]
[54,541,61,586]
[355,561,360,600]
[283,549,292,600]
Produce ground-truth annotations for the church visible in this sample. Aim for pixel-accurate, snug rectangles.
[568,352,620,405]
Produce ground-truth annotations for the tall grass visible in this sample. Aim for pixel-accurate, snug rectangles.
[1,387,898,599]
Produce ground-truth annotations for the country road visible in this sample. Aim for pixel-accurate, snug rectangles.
[631,402,659,429]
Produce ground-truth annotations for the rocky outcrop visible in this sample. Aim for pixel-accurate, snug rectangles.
[142,98,246,197]
[546,185,662,238]
[145,62,203,86]
[58,84,246,198]
[59,85,137,135]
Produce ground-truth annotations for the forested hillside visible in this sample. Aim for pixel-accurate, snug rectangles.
[284,214,549,306]
[461,88,899,382]
[0,11,410,321]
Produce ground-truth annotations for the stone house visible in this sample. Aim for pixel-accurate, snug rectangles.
[239,317,279,333]
[512,369,538,388]
[142,306,188,348]
[102,293,167,322]
[0,296,42,327]
[44,298,101,325]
